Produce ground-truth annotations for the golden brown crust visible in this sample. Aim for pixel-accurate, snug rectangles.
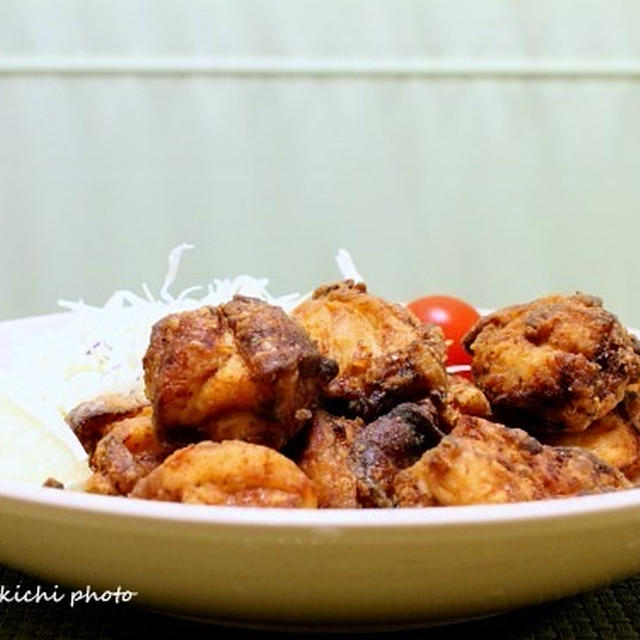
[85,407,174,496]
[619,382,640,430]
[297,402,444,508]
[463,294,640,433]
[394,416,630,507]
[438,374,492,432]
[66,390,150,455]
[143,297,337,449]
[349,400,444,507]
[292,280,448,420]
[543,395,640,483]
[76,287,640,509]
[297,410,362,508]
[130,440,317,508]
[446,375,492,418]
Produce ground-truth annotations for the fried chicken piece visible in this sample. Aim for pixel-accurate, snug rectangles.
[349,400,445,507]
[66,390,150,455]
[394,416,630,507]
[446,375,492,418]
[543,393,640,483]
[439,374,492,432]
[130,440,317,508]
[297,410,362,508]
[85,408,174,496]
[463,294,640,433]
[620,382,640,429]
[292,281,448,420]
[143,297,337,449]
[298,401,444,508]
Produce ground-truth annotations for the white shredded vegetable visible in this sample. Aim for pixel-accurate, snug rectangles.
[0,247,359,484]
[335,248,364,283]
[9,247,363,422]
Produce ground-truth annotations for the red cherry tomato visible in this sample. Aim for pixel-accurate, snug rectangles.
[406,295,480,367]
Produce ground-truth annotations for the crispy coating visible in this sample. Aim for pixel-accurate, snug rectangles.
[544,394,640,482]
[394,416,630,507]
[130,440,317,508]
[297,410,363,508]
[85,408,174,496]
[620,382,640,429]
[297,402,444,508]
[292,281,448,420]
[143,297,337,449]
[66,390,150,455]
[349,400,445,507]
[464,294,640,433]
[439,374,492,432]
[446,375,492,418]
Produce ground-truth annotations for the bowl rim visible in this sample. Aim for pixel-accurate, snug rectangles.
[3,478,640,530]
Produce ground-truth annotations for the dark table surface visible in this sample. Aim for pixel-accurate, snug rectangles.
[2,564,640,640]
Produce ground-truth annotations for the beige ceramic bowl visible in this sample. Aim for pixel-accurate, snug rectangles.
[2,314,640,629]
[2,481,640,629]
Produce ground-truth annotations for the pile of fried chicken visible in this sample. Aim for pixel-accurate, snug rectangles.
[66,282,640,508]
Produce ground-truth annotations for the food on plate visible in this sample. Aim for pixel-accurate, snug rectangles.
[67,390,150,455]
[623,383,640,423]
[143,296,337,450]
[542,393,640,482]
[439,373,492,431]
[298,402,445,508]
[43,260,640,510]
[296,410,362,508]
[85,408,175,495]
[394,416,631,507]
[346,400,445,508]
[406,294,481,366]
[292,280,448,420]
[130,440,317,507]
[463,293,640,433]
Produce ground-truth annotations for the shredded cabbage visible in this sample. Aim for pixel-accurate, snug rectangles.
[9,246,362,421]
